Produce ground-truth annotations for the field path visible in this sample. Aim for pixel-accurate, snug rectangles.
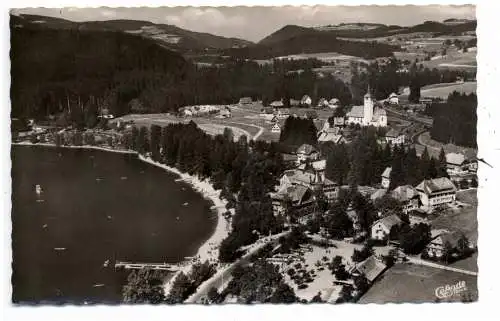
[407,257,478,276]
[225,121,264,141]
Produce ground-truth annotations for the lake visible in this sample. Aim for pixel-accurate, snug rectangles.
[11,145,217,304]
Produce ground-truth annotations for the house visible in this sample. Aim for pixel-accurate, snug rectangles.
[425,230,468,259]
[296,144,319,164]
[385,128,405,145]
[381,167,392,189]
[317,98,329,108]
[419,97,433,106]
[239,97,252,105]
[279,165,339,202]
[371,214,403,241]
[415,177,457,211]
[260,107,275,120]
[370,188,387,202]
[333,117,345,127]
[317,131,345,144]
[270,185,316,218]
[276,108,290,119]
[290,99,301,107]
[349,255,387,283]
[391,185,420,213]
[328,98,340,109]
[300,95,312,107]
[271,123,281,133]
[388,92,399,105]
[218,107,232,118]
[467,159,478,173]
[270,100,284,108]
[446,153,466,173]
[346,87,387,127]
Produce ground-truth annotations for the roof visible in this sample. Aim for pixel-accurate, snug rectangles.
[370,188,387,201]
[283,169,317,186]
[297,144,317,155]
[301,95,311,101]
[431,230,466,248]
[391,185,418,202]
[318,132,343,143]
[373,214,403,231]
[347,105,365,118]
[270,100,284,107]
[389,93,398,98]
[446,153,466,166]
[353,256,387,282]
[277,108,290,114]
[382,167,392,178]
[239,97,252,104]
[385,128,402,138]
[329,98,340,104]
[415,177,457,195]
[273,184,312,204]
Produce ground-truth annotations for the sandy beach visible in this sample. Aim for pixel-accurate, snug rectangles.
[12,142,137,154]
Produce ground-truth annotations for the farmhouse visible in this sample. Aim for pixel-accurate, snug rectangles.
[446,153,466,173]
[385,128,405,145]
[270,185,315,218]
[279,164,339,202]
[328,98,340,109]
[350,256,387,283]
[301,95,312,107]
[391,185,420,214]
[276,108,290,119]
[346,87,387,127]
[296,144,319,164]
[371,214,403,241]
[381,167,392,189]
[270,100,284,108]
[271,123,281,133]
[388,92,399,105]
[317,131,345,144]
[415,177,457,211]
[317,98,329,108]
[218,107,232,118]
[425,230,468,259]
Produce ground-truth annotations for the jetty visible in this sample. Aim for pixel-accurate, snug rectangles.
[114,261,181,271]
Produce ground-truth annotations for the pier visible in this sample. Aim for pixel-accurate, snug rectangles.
[114,261,181,271]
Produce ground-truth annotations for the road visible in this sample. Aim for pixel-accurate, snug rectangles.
[184,231,290,303]
[407,257,478,276]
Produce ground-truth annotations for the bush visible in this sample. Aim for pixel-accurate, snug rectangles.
[298,284,308,290]
[287,268,296,277]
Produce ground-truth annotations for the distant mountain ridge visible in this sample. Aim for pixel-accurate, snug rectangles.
[12,14,253,53]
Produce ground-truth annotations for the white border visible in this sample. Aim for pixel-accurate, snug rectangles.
[2,1,498,321]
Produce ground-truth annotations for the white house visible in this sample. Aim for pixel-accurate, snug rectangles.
[271,123,281,133]
[381,167,392,189]
[328,98,340,109]
[296,144,319,165]
[349,256,387,283]
[446,153,466,174]
[388,92,399,105]
[270,185,315,218]
[371,214,403,241]
[425,230,467,258]
[385,128,405,145]
[317,98,329,108]
[391,185,420,214]
[218,107,231,118]
[270,100,284,108]
[415,177,457,211]
[276,108,290,119]
[239,97,252,105]
[346,87,387,127]
[301,95,312,107]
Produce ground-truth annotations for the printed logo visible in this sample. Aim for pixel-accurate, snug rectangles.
[435,281,468,299]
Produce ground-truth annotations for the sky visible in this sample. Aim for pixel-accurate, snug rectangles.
[11,5,476,42]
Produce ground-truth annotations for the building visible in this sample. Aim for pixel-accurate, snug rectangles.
[388,93,399,105]
[333,117,345,127]
[270,100,284,108]
[279,165,339,202]
[301,95,312,107]
[385,128,406,145]
[371,214,403,241]
[391,185,420,213]
[446,153,466,173]
[381,167,392,189]
[296,144,319,164]
[425,230,468,259]
[239,97,252,105]
[271,123,281,133]
[346,86,387,127]
[317,130,345,144]
[218,107,231,118]
[349,256,387,283]
[270,185,316,218]
[328,98,340,109]
[290,99,301,107]
[276,108,290,119]
[415,177,457,211]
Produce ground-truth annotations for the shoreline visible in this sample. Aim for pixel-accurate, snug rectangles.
[13,141,232,295]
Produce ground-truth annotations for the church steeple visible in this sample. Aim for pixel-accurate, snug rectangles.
[364,84,372,99]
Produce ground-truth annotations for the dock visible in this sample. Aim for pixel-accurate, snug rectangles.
[114,261,181,271]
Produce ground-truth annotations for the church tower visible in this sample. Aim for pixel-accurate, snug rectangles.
[363,85,374,125]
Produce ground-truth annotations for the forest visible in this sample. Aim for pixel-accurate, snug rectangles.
[427,92,477,148]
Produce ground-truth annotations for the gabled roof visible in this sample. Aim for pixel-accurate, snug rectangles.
[391,185,418,202]
[347,105,364,118]
[415,177,457,195]
[239,97,252,104]
[270,100,284,107]
[446,153,466,166]
[389,92,398,98]
[370,188,387,201]
[273,184,313,204]
[382,167,392,178]
[373,214,402,231]
[297,144,317,155]
[385,128,403,138]
[329,98,340,104]
[353,256,387,282]
[318,132,343,143]
[431,230,466,248]
[373,107,387,117]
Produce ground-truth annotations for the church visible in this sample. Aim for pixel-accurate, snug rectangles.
[346,86,387,127]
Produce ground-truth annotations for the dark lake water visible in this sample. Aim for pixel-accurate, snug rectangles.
[11,146,217,304]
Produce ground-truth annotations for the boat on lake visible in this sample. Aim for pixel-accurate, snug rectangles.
[35,184,42,194]
[54,247,66,251]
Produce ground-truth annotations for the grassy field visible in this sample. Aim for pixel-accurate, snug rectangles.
[416,131,477,159]
[359,263,478,303]
[420,81,476,98]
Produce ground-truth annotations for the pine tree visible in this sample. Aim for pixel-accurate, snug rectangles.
[437,147,449,178]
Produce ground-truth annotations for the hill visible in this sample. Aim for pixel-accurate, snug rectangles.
[10,17,192,119]
[228,26,400,60]
[12,14,253,54]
